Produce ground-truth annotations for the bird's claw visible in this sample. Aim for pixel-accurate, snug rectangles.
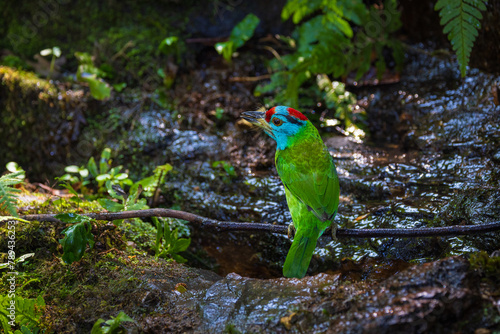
[331,223,338,242]
[288,223,296,240]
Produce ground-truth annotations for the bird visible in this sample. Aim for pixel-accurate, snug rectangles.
[242,106,340,278]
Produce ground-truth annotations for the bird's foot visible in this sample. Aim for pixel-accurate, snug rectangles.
[288,223,296,240]
[331,223,338,242]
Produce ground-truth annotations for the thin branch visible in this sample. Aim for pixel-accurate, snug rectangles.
[228,74,271,82]
[19,209,500,239]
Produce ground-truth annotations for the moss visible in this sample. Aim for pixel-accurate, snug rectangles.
[0,66,55,94]
[1,0,194,86]
[0,66,101,180]
[469,251,500,283]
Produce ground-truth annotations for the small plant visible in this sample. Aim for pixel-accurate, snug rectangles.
[0,295,45,334]
[0,162,25,217]
[91,311,134,334]
[316,74,367,138]
[56,213,95,264]
[0,54,29,70]
[435,0,487,77]
[154,217,191,263]
[75,51,111,100]
[58,148,133,196]
[0,253,34,271]
[215,13,260,63]
[39,46,61,80]
[212,161,236,178]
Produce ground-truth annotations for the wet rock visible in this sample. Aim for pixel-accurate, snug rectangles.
[167,129,227,160]
[168,256,497,333]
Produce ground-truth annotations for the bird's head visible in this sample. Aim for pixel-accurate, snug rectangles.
[241,106,309,150]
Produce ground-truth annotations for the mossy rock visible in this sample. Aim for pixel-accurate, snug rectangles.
[0,66,101,180]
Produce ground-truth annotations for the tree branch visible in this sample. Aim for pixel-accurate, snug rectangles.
[19,209,500,239]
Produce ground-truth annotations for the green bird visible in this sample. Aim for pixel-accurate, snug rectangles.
[242,106,340,278]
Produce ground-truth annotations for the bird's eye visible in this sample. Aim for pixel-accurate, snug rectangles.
[272,118,283,126]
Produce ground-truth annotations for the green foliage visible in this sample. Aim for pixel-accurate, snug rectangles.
[0,55,29,70]
[316,74,367,139]
[135,163,172,198]
[435,0,487,77]
[58,148,133,196]
[469,250,500,282]
[256,0,403,113]
[215,13,260,62]
[39,47,61,80]
[91,311,134,334]
[96,181,149,225]
[0,253,34,271]
[56,151,178,261]
[56,213,95,264]
[0,163,25,217]
[212,161,237,180]
[215,107,225,120]
[75,52,111,100]
[159,36,185,62]
[0,295,45,334]
[154,217,191,263]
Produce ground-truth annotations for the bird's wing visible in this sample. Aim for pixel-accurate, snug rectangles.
[276,154,339,222]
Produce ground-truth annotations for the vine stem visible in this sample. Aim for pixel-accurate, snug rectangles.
[20,209,500,239]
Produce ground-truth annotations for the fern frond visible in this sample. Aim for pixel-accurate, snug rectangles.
[435,0,487,77]
[0,171,24,217]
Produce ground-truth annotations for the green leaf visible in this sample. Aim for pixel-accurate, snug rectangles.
[100,148,111,173]
[125,199,148,211]
[215,41,235,63]
[15,295,45,331]
[230,13,260,49]
[171,254,188,263]
[112,82,126,92]
[91,311,134,334]
[79,73,111,100]
[6,162,21,173]
[135,176,156,189]
[172,238,191,253]
[97,198,124,212]
[60,182,80,197]
[91,319,106,334]
[88,157,98,177]
[0,171,25,217]
[59,222,94,264]
[435,0,487,77]
[40,48,52,56]
[79,169,89,178]
[215,14,260,62]
[95,174,110,182]
[105,181,124,201]
[159,36,179,55]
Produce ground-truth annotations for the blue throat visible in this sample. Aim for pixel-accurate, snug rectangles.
[275,132,291,151]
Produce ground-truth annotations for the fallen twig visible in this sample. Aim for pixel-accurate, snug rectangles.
[228,74,271,82]
[19,209,500,239]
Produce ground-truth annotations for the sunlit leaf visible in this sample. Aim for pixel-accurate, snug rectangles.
[97,198,124,212]
[64,165,80,173]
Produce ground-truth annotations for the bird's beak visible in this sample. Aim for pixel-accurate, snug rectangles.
[241,111,265,123]
[241,111,272,133]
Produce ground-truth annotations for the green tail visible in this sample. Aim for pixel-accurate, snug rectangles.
[283,226,322,278]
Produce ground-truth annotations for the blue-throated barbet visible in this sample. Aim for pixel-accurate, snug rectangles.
[242,106,340,278]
